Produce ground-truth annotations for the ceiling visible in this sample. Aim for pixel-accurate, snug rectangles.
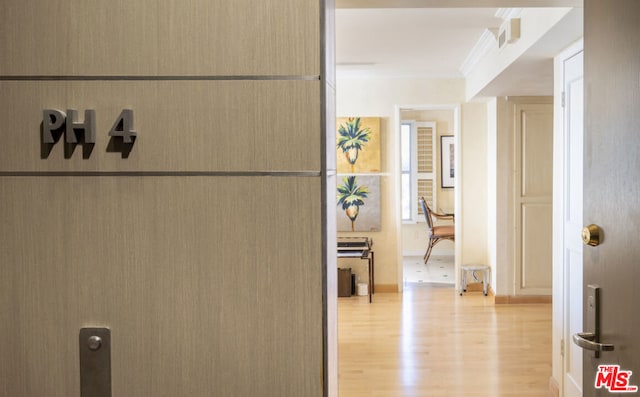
[336,8,503,79]
[335,4,583,97]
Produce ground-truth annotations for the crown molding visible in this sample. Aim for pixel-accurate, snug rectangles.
[459,28,498,77]
[460,8,525,76]
[495,8,523,20]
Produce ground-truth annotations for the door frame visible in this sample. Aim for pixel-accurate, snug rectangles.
[393,104,461,293]
[551,38,584,397]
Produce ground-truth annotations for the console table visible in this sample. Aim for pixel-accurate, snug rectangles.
[337,237,374,303]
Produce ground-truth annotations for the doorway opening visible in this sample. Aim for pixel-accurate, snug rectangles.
[396,105,460,291]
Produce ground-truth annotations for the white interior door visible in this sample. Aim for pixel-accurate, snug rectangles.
[514,101,554,296]
[562,48,584,397]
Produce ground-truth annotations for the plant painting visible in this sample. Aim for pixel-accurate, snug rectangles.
[337,175,381,232]
[336,117,381,173]
[337,176,369,232]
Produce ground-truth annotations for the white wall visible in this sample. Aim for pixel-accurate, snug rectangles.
[460,102,489,268]
[486,98,498,291]
[336,77,489,291]
[336,81,553,298]
[336,78,464,289]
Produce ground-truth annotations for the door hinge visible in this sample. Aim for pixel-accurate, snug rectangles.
[560,338,565,357]
[561,92,566,108]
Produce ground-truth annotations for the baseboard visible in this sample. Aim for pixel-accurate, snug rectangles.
[375,284,398,293]
[549,376,559,397]
[494,295,552,304]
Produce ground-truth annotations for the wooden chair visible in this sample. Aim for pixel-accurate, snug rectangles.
[419,197,455,264]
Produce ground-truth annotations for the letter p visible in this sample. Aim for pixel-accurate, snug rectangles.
[42,109,66,143]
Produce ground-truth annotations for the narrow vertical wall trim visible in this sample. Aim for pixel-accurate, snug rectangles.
[0,75,320,81]
[320,0,329,393]
[320,0,336,395]
[0,171,322,177]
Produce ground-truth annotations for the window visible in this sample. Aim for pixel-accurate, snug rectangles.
[401,121,436,222]
[401,122,413,221]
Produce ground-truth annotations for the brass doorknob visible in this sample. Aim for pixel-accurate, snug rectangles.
[582,224,601,246]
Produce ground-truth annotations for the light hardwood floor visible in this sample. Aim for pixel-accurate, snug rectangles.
[338,285,552,397]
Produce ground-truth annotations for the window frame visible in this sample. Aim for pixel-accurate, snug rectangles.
[401,120,437,223]
[401,121,415,223]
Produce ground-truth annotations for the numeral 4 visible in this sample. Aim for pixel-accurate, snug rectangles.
[108,109,137,144]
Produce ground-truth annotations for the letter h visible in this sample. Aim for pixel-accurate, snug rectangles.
[65,109,96,144]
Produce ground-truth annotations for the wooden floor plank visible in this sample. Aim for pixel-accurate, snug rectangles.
[338,286,552,397]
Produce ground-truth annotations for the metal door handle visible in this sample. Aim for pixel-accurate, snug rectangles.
[573,332,615,352]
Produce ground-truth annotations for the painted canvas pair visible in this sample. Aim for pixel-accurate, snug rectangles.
[336,117,381,232]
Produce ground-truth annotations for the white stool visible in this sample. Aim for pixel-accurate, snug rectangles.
[460,264,491,296]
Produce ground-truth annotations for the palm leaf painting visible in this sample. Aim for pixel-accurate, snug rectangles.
[337,175,369,232]
[337,117,372,173]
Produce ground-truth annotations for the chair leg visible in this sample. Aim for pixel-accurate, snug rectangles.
[424,240,434,264]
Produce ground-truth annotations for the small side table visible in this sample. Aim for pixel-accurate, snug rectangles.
[460,264,491,296]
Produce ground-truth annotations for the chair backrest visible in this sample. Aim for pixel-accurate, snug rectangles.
[419,197,434,231]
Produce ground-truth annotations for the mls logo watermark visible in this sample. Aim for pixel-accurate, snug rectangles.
[595,365,638,393]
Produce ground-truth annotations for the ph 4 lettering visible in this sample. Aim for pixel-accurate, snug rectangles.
[595,365,639,393]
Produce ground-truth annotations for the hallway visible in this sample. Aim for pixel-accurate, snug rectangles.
[338,286,551,396]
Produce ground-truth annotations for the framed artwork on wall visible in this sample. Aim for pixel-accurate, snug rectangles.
[336,175,381,232]
[336,117,381,173]
[440,135,455,188]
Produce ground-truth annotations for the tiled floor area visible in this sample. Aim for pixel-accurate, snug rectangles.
[403,255,454,286]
